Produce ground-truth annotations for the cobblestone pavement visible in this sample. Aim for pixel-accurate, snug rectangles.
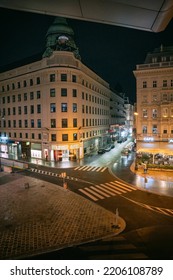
[0,172,125,260]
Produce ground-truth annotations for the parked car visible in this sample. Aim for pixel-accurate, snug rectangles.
[98,148,106,154]
[104,145,112,152]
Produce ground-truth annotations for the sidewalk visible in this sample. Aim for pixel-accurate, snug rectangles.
[0,172,126,260]
[131,161,173,182]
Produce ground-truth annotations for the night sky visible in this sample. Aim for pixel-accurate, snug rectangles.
[0,7,173,103]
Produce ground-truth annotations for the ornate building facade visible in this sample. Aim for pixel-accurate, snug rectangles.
[133,45,173,155]
[0,17,127,162]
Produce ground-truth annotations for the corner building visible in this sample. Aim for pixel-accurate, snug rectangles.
[133,45,173,155]
[0,17,111,162]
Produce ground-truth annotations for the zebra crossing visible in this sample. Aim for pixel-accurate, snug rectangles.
[139,202,173,217]
[74,165,107,172]
[78,180,136,201]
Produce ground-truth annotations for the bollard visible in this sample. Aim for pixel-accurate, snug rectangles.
[24,182,29,189]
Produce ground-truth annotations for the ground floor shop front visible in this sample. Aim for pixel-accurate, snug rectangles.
[0,135,109,162]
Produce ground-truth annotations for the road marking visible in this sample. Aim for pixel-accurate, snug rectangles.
[101,167,107,172]
[95,167,103,172]
[84,187,105,199]
[105,182,126,193]
[74,165,107,172]
[79,189,98,201]
[100,184,117,196]
[90,186,110,197]
[95,185,115,197]
[114,180,136,190]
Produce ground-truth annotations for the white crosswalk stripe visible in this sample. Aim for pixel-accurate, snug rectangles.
[74,165,107,172]
[78,180,137,201]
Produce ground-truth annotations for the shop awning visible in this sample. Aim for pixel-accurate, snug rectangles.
[137,148,173,156]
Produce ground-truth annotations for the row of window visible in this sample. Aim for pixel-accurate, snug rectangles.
[151,56,173,63]
[1,89,109,107]
[142,125,173,135]
[1,72,108,98]
[0,117,108,129]
[1,73,77,92]
[142,92,173,102]
[1,105,41,116]
[0,130,103,142]
[142,108,173,118]
[1,103,109,116]
[1,91,41,103]
[142,79,173,88]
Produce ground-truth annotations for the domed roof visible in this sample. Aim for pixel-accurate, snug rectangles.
[46,17,74,37]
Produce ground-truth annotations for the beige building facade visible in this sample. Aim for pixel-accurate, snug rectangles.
[0,17,129,162]
[0,51,111,161]
[133,45,173,155]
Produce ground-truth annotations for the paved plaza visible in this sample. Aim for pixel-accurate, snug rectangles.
[0,172,125,260]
